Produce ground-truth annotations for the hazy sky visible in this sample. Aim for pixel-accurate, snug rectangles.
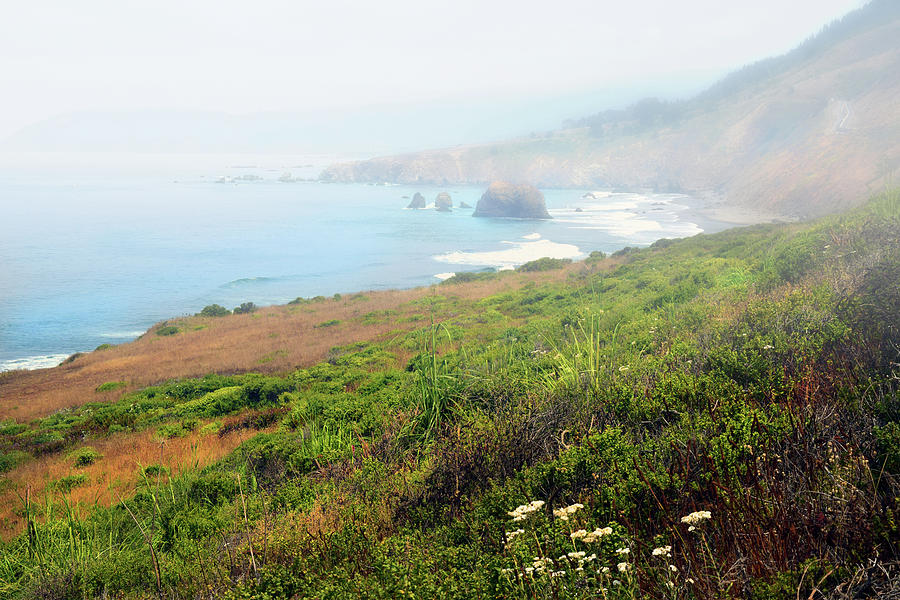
[0,0,866,140]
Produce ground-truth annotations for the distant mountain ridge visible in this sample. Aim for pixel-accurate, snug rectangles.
[322,0,900,219]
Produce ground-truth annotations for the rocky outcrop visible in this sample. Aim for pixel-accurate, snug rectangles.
[435,192,453,212]
[459,201,472,209]
[407,192,426,209]
[473,182,551,219]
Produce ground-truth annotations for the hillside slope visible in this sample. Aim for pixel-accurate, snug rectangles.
[322,0,900,219]
[2,190,900,598]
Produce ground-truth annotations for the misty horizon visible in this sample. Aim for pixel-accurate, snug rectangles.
[0,0,866,156]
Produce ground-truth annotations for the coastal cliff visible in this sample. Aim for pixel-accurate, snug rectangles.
[321,4,900,219]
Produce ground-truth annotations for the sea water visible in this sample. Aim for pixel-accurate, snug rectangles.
[0,153,729,371]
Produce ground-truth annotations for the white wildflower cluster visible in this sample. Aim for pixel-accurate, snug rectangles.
[617,561,630,573]
[553,503,584,521]
[615,547,630,555]
[680,510,712,527]
[570,526,612,543]
[651,545,672,557]
[505,528,525,547]
[508,500,545,522]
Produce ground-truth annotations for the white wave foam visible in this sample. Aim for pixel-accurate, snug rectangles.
[551,204,703,238]
[522,233,542,240]
[434,272,455,280]
[99,330,145,339]
[0,354,71,372]
[435,238,582,269]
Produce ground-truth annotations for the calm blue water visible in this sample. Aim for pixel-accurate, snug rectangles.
[0,154,728,370]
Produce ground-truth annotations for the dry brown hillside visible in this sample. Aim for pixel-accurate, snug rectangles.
[321,1,900,219]
[0,267,588,424]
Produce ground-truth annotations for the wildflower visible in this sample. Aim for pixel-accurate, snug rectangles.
[506,528,525,543]
[570,529,588,540]
[613,580,622,586]
[553,503,584,521]
[567,551,586,559]
[618,366,630,372]
[686,578,695,584]
[688,526,696,532]
[617,562,630,573]
[680,510,712,525]
[762,344,774,350]
[601,566,610,574]
[669,565,678,572]
[551,570,565,578]
[651,545,672,557]
[525,567,535,575]
[615,547,630,555]
[507,500,545,522]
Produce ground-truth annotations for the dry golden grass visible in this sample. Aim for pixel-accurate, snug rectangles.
[0,267,594,423]
[0,426,261,540]
[0,262,615,541]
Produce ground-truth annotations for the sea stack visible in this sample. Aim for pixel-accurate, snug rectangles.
[407,192,426,209]
[473,182,551,219]
[435,192,453,212]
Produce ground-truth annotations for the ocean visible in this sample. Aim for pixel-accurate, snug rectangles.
[0,153,730,371]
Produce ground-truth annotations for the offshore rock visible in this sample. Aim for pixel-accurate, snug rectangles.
[435,192,453,212]
[407,192,426,209]
[473,182,551,219]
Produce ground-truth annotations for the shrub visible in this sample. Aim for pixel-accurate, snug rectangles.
[315,319,340,328]
[68,446,102,467]
[198,303,231,317]
[94,343,114,351]
[0,450,28,473]
[516,257,573,272]
[0,422,27,436]
[52,473,88,492]
[188,471,239,505]
[155,325,179,336]
[141,464,169,478]
[441,271,496,284]
[233,302,258,314]
[62,352,83,364]
[157,423,187,439]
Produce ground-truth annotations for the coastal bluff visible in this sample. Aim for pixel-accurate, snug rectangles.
[473,182,551,219]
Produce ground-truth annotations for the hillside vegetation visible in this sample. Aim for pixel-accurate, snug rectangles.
[321,0,900,220]
[1,189,899,598]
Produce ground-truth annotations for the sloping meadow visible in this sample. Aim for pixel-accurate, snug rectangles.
[2,190,900,599]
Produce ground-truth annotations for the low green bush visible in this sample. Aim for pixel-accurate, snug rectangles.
[52,473,88,492]
[516,257,573,272]
[68,446,102,467]
[233,302,258,314]
[198,303,231,317]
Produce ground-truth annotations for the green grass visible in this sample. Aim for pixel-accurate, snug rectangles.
[95,381,127,393]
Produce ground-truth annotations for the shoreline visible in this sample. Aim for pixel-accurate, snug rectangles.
[0,187,775,373]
